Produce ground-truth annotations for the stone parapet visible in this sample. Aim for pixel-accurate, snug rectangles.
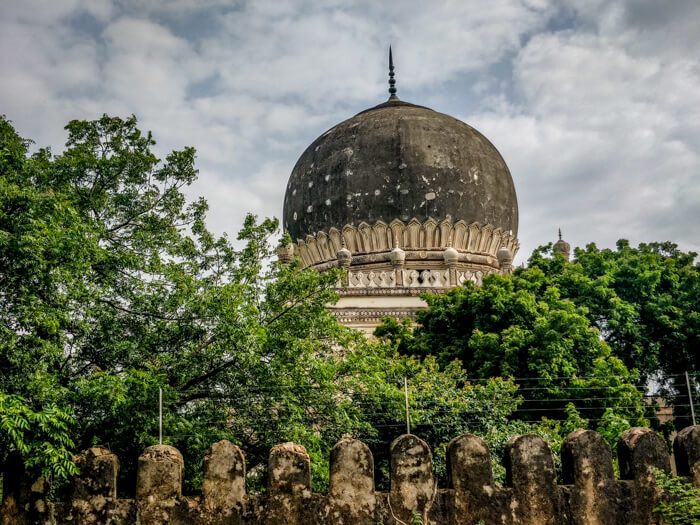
[3,426,699,525]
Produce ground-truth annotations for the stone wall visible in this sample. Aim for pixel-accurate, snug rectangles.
[2,426,699,525]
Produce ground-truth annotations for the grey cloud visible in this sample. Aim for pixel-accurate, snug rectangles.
[1,0,698,261]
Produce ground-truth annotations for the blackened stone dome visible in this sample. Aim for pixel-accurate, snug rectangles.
[283,99,518,242]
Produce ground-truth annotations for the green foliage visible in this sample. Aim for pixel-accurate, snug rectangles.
[339,340,522,488]
[0,114,529,495]
[526,242,700,426]
[0,392,77,481]
[4,112,689,500]
[411,509,424,525]
[0,114,352,491]
[378,272,647,427]
[653,468,700,524]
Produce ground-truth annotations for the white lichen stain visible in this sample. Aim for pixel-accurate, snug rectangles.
[345,169,353,177]
[398,163,407,169]
[324,174,330,182]
[325,199,331,206]
[374,189,381,196]
[308,181,313,188]
[306,206,313,213]
[293,212,297,220]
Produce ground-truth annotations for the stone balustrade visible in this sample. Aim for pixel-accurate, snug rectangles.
[345,268,486,289]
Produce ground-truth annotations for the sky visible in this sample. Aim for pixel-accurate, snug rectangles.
[2,0,699,263]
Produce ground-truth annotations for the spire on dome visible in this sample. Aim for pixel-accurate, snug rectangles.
[388,46,398,100]
[553,228,571,261]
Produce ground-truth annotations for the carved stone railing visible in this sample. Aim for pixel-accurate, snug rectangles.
[345,268,487,289]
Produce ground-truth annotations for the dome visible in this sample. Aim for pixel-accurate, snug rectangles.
[553,229,571,260]
[283,98,518,242]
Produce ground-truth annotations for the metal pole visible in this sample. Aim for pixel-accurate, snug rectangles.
[159,387,163,445]
[404,377,411,435]
[685,371,696,426]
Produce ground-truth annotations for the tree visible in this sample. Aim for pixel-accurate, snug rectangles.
[1,114,362,490]
[526,242,700,427]
[376,270,648,435]
[0,392,76,482]
[0,115,528,494]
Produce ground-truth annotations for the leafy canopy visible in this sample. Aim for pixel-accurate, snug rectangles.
[0,115,525,492]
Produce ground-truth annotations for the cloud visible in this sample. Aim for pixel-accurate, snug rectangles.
[468,14,700,260]
[1,0,698,262]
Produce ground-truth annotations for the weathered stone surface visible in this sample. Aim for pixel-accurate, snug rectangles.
[6,426,700,525]
[72,447,119,500]
[283,99,518,243]
[617,427,669,523]
[267,442,311,496]
[674,424,700,486]
[447,434,503,523]
[55,498,137,524]
[202,440,246,520]
[618,427,670,481]
[136,445,185,525]
[260,442,313,525]
[505,434,562,525]
[58,447,130,524]
[562,429,617,525]
[329,437,375,524]
[0,453,32,525]
[448,434,494,492]
[136,445,184,501]
[390,434,435,524]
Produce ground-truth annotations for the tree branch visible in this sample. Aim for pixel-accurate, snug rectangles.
[178,354,240,394]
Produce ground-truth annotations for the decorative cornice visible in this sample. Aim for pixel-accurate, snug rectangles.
[293,218,519,269]
[330,306,424,325]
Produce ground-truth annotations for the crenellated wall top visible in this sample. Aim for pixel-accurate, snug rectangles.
[7,425,700,525]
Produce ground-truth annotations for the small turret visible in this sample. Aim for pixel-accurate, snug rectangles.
[553,229,571,261]
[277,233,295,265]
[389,239,406,268]
[497,246,513,274]
[336,239,352,267]
[443,241,459,267]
